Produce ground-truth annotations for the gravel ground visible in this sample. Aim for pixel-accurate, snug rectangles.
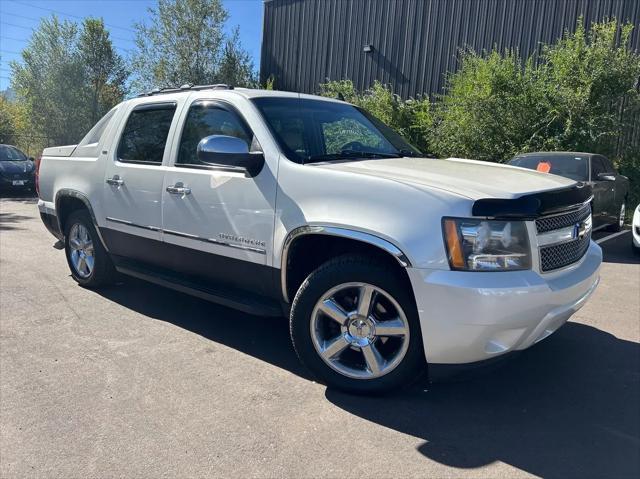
[1,196,639,479]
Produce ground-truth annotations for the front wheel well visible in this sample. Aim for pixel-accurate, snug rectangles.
[284,234,413,303]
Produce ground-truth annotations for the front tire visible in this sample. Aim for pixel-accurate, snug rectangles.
[290,255,425,394]
[64,210,116,288]
[608,201,626,232]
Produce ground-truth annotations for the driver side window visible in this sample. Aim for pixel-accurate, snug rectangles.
[591,156,606,179]
[177,102,253,166]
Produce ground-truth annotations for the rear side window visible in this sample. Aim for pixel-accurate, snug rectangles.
[117,103,177,164]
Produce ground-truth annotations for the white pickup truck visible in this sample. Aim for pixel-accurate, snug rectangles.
[37,85,601,393]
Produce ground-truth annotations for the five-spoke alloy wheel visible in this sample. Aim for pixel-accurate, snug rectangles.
[68,223,95,278]
[311,282,410,379]
[64,209,116,288]
[290,255,425,394]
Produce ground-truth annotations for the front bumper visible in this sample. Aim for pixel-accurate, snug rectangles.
[407,241,601,365]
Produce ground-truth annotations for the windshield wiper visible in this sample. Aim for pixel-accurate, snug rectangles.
[304,150,401,163]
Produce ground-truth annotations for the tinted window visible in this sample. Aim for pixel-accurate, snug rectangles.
[509,154,589,181]
[599,155,616,173]
[252,97,420,163]
[0,145,27,161]
[177,102,253,166]
[117,103,176,164]
[591,156,606,177]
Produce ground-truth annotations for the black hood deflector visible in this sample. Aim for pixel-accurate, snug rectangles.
[472,183,592,219]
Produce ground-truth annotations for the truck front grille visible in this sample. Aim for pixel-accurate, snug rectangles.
[535,204,590,233]
[536,204,592,272]
[539,233,591,272]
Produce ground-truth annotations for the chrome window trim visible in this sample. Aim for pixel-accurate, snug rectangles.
[280,225,412,303]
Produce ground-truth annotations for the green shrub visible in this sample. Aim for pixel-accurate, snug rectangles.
[321,19,640,210]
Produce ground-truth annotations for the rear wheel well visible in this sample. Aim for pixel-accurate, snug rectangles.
[284,234,413,303]
[57,196,91,233]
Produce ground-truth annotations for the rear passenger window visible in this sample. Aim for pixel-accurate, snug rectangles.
[117,103,177,164]
[177,101,253,166]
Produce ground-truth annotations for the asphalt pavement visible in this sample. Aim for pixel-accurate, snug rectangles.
[1,195,639,478]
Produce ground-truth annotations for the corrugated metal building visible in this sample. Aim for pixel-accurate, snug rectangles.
[260,0,640,99]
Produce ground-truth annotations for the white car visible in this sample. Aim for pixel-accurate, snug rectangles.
[36,86,601,393]
[633,204,640,252]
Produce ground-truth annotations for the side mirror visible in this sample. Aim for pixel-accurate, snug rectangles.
[196,135,264,177]
[596,172,615,182]
[28,157,35,162]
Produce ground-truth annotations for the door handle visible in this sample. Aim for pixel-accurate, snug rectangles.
[166,184,191,195]
[106,175,124,186]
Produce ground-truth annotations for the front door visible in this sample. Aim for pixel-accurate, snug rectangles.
[590,155,615,227]
[160,98,278,298]
[101,101,178,260]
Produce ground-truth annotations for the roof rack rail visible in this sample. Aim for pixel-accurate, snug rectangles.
[137,83,234,97]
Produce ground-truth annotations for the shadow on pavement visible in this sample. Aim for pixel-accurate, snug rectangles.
[97,276,639,479]
[0,211,33,231]
[598,230,640,265]
[97,276,311,379]
[327,323,640,478]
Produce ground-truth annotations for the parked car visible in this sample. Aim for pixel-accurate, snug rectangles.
[632,204,640,253]
[0,144,36,192]
[508,152,629,231]
[36,86,601,394]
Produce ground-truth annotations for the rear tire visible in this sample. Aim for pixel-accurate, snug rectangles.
[290,254,425,395]
[64,210,116,288]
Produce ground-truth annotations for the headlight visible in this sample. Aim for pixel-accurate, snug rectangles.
[442,218,531,271]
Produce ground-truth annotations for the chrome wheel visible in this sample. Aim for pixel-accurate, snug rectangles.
[619,202,626,229]
[310,282,410,379]
[68,223,95,278]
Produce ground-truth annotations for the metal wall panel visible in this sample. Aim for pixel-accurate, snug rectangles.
[260,0,640,99]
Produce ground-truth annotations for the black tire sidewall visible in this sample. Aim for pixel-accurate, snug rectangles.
[290,255,426,395]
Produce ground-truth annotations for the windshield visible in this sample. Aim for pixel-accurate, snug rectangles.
[251,97,421,163]
[0,145,28,161]
[509,154,589,181]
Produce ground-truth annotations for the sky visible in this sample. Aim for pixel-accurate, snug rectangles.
[0,0,264,91]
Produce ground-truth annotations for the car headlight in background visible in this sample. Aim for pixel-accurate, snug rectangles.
[443,218,531,271]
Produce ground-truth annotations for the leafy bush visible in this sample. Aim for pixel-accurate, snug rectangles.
[321,19,640,212]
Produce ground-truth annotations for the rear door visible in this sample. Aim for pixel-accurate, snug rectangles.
[160,98,278,297]
[101,101,179,260]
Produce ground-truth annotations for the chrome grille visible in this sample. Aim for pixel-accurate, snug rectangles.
[536,203,592,272]
[535,204,591,233]
[539,232,591,272]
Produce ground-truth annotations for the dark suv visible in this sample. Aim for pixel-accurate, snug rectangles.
[509,152,629,231]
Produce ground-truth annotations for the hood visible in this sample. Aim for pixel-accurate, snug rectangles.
[0,160,34,175]
[315,157,576,200]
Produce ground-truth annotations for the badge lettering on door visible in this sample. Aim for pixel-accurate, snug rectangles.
[218,233,266,248]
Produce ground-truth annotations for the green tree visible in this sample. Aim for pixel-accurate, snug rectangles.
[11,16,86,145]
[131,0,256,91]
[431,19,640,163]
[11,15,128,145]
[78,18,128,124]
[217,27,257,87]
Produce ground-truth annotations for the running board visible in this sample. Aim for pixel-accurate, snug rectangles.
[115,263,283,317]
